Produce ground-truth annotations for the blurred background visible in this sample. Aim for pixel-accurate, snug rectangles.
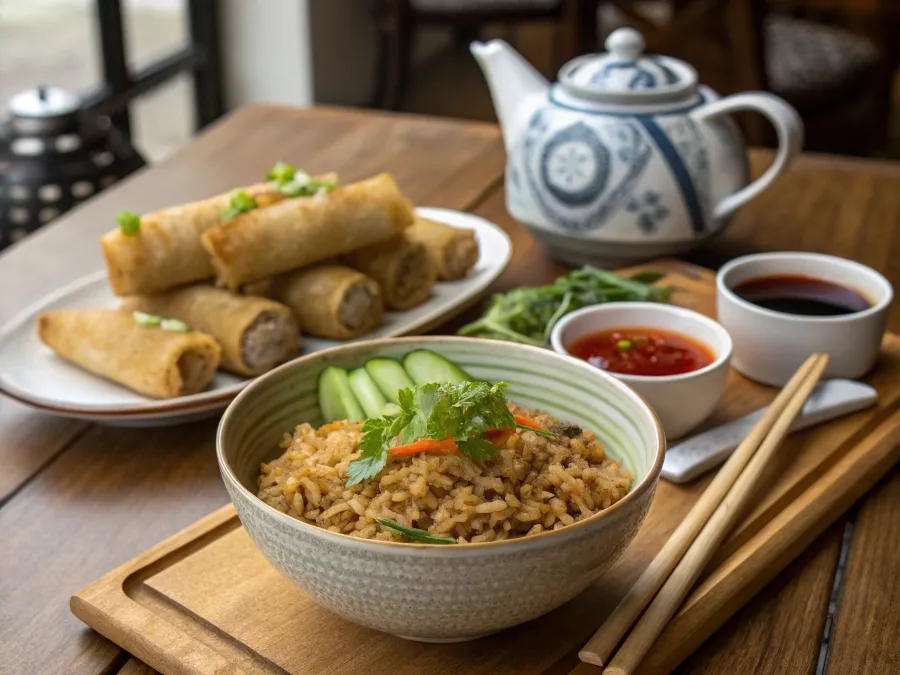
[0,0,897,242]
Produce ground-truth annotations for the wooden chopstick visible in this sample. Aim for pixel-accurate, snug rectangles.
[578,353,828,670]
[598,353,829,675]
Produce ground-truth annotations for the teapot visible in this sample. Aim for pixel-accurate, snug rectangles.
[471,28,803,266]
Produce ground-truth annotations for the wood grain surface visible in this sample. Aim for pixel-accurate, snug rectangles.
[70,262,900,675]
[0,105,898,675]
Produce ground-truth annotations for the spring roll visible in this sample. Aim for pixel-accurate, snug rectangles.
[405,218,479,281]
[101,173,339,297]
[122,285,300,377]
[343,234,436,310]
[269,265,383,340]
[101,182,273,297]
[37,309,221,398]
[201,174,415,290]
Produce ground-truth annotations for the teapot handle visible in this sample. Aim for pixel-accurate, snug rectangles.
[690,92,803,222]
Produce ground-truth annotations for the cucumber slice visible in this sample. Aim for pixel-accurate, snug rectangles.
[402,349,472,386]
[318,366,364,423]
[348,368,388,419]
[364,358,415,404]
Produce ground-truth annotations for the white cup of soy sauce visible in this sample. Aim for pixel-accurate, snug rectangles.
[716,252,893,386]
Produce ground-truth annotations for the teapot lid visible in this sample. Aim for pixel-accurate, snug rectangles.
[558,28,697,103]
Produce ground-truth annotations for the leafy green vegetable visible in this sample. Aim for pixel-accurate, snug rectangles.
[345,380,516,487]
[459,267,673,347]
[132,311,161,327]
[116,211,141,236]
[221,189,258,221]
[376,519,457,545]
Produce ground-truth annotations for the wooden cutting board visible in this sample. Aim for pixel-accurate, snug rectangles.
[70,260,900,675]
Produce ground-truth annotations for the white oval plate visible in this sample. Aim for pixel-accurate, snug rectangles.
[0,207,511,425]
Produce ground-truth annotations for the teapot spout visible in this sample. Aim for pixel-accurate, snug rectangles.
[470,39,549,151]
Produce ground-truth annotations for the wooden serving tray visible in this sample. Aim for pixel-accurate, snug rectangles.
[71,260,900,675]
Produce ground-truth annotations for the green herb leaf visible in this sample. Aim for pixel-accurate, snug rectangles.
[376,519,456,544]
[132,311,161,327]
[458,266,673,347]
[346,413,411,486]
[160,318,189,332]
[345,380,515,486]
[515,423,556,439]
[267,161,295,183]
[116,211,141,236]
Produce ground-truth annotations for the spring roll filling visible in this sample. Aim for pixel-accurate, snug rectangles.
[339,282,379,331]
[445,237,479,278]
[176,349,216,394]
[241,310,298,371]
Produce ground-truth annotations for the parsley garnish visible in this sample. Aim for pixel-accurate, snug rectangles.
[345,380,516,487]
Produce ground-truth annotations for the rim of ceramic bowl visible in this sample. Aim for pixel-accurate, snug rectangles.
[717,252,894,324]
[549,302,733,384]
[217,335,665,550]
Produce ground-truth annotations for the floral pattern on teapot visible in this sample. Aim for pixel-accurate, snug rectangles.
[473,27,803,254]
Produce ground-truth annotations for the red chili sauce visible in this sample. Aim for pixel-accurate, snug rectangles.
[568,328,715,377]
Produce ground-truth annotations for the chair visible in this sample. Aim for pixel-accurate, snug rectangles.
[607,0,899,155]
[372,0,598,109]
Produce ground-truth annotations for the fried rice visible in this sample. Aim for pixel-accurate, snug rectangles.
[257,404,633,544]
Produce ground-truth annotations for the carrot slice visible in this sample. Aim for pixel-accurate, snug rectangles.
[484,428,514,448]
[390,437,458,458]
[513,415,542,431]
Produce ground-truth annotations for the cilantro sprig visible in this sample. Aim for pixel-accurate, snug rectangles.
[345,380,516,487]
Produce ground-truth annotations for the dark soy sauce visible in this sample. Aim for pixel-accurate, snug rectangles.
[732,274,871,317]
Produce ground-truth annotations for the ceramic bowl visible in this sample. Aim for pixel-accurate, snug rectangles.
[550,303,732,440]
[217,336,664,642]
[717,252,893,386]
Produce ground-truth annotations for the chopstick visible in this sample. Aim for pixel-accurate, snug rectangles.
[579,353,829,673]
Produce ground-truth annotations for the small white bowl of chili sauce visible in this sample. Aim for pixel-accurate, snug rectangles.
[551,303,733,440]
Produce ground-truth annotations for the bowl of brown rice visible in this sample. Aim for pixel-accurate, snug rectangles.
[217,336,664,642]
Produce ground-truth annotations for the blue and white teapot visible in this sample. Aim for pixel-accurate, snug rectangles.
[471,28,803,265]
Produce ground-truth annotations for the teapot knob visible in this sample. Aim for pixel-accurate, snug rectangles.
[605,27,645,61]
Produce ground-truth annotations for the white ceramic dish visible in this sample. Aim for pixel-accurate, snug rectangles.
[717,252,892,386]
[550,302,732,440]
[217,336,665,642]
[0,208,511,426]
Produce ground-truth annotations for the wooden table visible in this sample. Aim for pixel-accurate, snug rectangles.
[0,106,897,675]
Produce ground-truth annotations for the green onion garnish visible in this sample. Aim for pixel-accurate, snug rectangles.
[133,311,162,327]
[160,318,189,332]
[376,519,457,545]
[267,161,296,183]
[221,189,258,221]
[116,211,141,236]
[617,340,632,350]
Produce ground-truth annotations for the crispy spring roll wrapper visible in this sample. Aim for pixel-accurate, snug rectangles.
[101,173,339,297]
[343,234,436,310]
[405,218,479,281]
[269,265,383,340]
[101,182,272,297]
[201,174,415,290]
[37,309,221,398]
[122,285,300,377]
